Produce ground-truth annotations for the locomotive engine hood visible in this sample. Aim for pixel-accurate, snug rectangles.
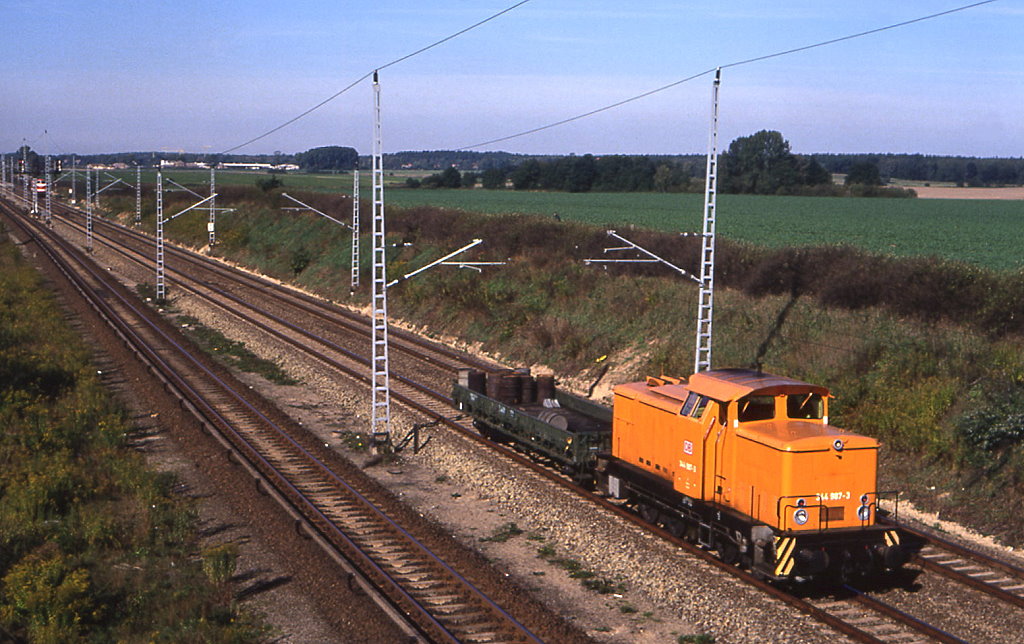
[735,421,878,453]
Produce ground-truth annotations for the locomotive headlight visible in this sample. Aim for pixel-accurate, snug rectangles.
[832,438,844,452]
[857,505,872,521]
[794,508,809,525]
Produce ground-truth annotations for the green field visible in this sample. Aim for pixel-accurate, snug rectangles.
[383,190,1023,271]
[102,170,1024,270]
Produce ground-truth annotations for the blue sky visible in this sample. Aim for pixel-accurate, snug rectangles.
[2,1,1020,157]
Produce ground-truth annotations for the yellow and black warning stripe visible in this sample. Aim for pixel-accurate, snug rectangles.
[884,530,901,547]
[774,536,796,577]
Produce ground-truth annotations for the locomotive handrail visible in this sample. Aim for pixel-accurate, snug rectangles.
[777,490,901,531]
[777,494,828,531]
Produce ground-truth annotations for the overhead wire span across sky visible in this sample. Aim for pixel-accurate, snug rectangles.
[455,0,1002,151]
[1,1,1018,157]
[218,0,535,154]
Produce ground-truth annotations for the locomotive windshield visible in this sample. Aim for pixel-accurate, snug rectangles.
[736,393,826,422]
[787,393,824,419]
[680,392,711,418]
[737,395,775,422]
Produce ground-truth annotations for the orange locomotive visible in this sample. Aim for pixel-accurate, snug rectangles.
[596,368,908,581]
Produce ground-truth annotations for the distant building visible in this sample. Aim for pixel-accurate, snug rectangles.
[221,162,272,170]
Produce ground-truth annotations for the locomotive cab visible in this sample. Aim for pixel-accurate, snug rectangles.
[602,368,908,581]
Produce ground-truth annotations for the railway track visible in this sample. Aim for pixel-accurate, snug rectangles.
[15,192,1024,642]
[905,522,1024,610]
[47,196,496,382]
[1,196,544,644]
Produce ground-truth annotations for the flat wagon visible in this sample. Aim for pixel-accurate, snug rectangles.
[452,369,611,485]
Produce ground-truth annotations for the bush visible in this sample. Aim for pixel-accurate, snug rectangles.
[956,378,1024,454]
[1,549,94,643]
[255,175,282,192]
[201,543,239,585]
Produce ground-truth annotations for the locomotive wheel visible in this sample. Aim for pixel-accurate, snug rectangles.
[665,519,686,539]
[638,503,659,524]
[472,420,494,440]
[573,473,596,490]
[718,539,739,565]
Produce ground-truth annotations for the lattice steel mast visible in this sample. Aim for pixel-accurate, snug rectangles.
[153,172,215,302]
[351,166,361,292]
[135,164,142,224]
[85,171,94,252]
[156,171,165,299]
[44,155,52,226]
[694,68,721,374]
[209,164,216,247]
[370,71,391,448]
[21,142,28,207]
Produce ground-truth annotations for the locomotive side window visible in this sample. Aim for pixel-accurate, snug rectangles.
[680,392,699,416]
[737,395,775,422]
[787,393,824,419]
[691,395,710,418]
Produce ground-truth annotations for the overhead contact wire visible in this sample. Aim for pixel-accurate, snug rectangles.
[219,0,534,154]
[458,0,1000,150]
[719,0,998,70]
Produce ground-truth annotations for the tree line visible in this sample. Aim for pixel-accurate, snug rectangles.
[406,130,1021,195]
[3,146,360,174]
[9,137,1022,189]
[813,153,1024,187]
[405,131,900,196]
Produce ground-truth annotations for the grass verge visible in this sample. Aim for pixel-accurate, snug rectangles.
[0,226,271,642]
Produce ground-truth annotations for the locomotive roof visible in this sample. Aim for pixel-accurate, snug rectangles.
[686,368,829,402]
[614,369,830,407]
